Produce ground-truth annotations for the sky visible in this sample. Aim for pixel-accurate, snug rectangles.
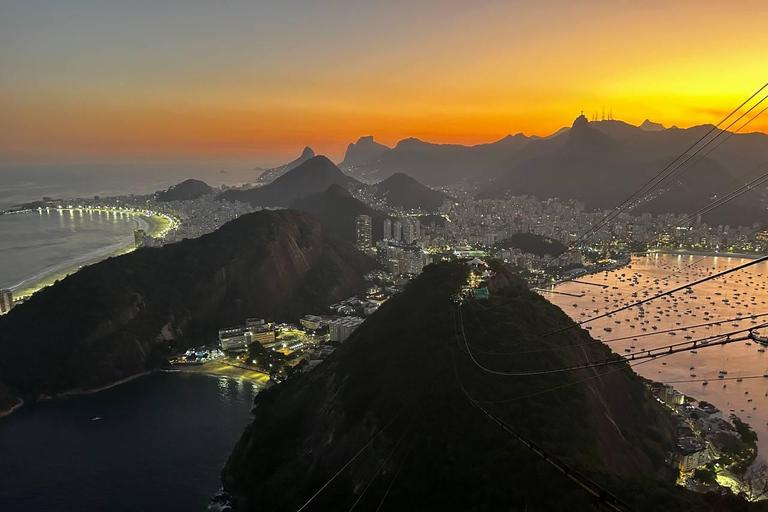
[1,0,767,167]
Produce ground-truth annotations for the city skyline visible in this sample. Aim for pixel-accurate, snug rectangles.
[2,0,767,167]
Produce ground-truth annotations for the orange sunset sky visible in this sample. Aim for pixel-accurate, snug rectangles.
[1,0,767,167]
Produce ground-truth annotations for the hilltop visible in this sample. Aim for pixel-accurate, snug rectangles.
[218,156,360,207]
[373,172,449,211]
[0,210,377,406]
[220,262,755,511]
[154,179,213,202]
[257,146,316,184]
[291,184,388,244]
[341,136,391,168]
[344,134,529,185]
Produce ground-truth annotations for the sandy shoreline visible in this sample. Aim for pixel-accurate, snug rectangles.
[9,212,169,299]
[168,360,271,386]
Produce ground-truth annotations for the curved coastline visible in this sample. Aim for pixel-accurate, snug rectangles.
[7,212,169,299]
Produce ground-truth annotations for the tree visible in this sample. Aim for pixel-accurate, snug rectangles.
[693,468,717,486]
[742,460,768,500]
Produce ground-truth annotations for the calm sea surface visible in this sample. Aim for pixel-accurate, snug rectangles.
[0,372,259,512]
[542,254,768,457]
[0,210,144,291]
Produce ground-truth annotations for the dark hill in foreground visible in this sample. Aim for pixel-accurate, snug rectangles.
[218,156,360,207]
[0,210,377,405]
[154,179,213,202]
[291,184,388,244]
[221,262,755,511]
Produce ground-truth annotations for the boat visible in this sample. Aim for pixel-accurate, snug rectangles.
[91,417,102,421]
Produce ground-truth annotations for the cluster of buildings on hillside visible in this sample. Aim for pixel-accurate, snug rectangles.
[652,383,753,486]
[349,188,766,285]
[211,277,406,378]
[409,191,766,256]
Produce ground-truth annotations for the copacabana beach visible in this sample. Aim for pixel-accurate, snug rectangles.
[0,209,169,300]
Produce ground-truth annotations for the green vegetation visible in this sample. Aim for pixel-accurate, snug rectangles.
[712,415,759,473]
[495,232,567,257]
[154,179,213,202]
[693,468,718,486]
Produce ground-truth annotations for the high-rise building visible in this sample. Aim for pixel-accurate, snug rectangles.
[355,215,372,250]
[134,229,146,248]
[402,218,416,244]
[0,289,13,314]
[393,219,402,241]
[383,219,392,240]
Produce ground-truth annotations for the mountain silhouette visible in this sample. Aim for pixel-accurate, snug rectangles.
[219,156,360,207]
[257,146,316,184]
[373,172,449,211]
[340,136,391,168]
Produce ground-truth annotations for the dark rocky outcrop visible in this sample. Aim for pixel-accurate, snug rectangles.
[0,210,377,406]
[220,262,751,511]
[340,136,391,168]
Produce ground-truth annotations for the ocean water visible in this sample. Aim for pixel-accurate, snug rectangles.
[542,254,768,458]
[0,163,262,293]
[0,372,259,512]
[0,164,261,211]
[0,209,144,292]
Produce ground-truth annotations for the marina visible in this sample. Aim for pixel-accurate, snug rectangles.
[542,253,768,459]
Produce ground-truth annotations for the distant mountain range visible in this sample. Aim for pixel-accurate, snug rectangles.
[256,146,316,184]
[0,210,376,407]
[477,115,768,224]
[340,133,529,185]
[154,179,213,202]
[218,156,360,207]
[373,172,450,211]
[335,117,768,224]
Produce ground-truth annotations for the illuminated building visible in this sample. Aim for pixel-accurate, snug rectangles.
[219,319,275,351]
[355,214,372,250]
[0,289,12,314]
[329,316,365,342]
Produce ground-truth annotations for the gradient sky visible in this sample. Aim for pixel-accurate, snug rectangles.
[1,0,767,167]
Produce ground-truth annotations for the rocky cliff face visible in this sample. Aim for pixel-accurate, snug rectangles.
[0,210,377,405]
[220,263,757,511]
